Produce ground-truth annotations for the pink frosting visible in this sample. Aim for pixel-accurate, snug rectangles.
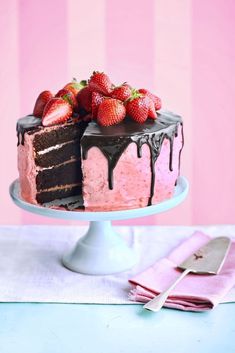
[152,125,183,204]
[18,133,37,204]
[82,125,183,211]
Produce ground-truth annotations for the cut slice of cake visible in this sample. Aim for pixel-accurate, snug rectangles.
[17,116,86,205]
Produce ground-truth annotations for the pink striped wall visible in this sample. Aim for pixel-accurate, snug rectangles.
[0,0,234,225]
[192,0,235,224]
[0,0,21,224]
[106,0,155,90]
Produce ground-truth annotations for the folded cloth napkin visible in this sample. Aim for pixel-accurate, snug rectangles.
[129,231,235,311]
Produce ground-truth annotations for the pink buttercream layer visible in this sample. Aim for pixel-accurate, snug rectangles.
[82,125,183,211]
[18,133,37,204]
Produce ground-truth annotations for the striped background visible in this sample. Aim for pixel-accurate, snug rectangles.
[1,0,234,225]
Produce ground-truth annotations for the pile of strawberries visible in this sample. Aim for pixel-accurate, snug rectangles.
[33,71,162,127]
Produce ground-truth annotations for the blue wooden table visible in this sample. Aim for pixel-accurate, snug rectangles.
[0,303,234,353]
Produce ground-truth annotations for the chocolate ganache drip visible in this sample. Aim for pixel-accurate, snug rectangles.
[81,112,182,205]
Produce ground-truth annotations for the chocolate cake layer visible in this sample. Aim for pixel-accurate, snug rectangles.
[35,139,81,168]
[36,160,82,191]
[36,185,82,204]
[33,123,84,152]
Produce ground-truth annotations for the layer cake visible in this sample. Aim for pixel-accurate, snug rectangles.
[16,71,184,211]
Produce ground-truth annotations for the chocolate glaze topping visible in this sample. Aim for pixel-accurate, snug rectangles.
[81,111,183,205]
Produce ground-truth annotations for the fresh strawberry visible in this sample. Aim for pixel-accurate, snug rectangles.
[42,98,72,126]
[88,71,113,95]
[146,96,157,119]
[33,90,53,118]
[76,86,93,112]
[111,83,132,102]
[91,92,105,119]
[63,78,85,96]
[138,88,162,110]
[56,88,77,110]
[126,92,149,123]
[97,98,126,126]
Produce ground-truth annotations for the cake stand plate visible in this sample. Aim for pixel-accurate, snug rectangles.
[9,177,189,275]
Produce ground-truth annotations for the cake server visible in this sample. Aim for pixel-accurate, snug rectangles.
[143,236,231,312]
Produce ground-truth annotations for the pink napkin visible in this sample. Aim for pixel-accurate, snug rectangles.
[129,232,235,311]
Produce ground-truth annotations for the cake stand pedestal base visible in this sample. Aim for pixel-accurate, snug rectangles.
[62,221,138,275]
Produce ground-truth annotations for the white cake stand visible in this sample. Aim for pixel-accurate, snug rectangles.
[9,177,189,275]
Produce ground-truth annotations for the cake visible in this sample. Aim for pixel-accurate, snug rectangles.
[17,72,184,211]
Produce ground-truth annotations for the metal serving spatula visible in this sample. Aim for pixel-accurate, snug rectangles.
[143,236,231,312]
